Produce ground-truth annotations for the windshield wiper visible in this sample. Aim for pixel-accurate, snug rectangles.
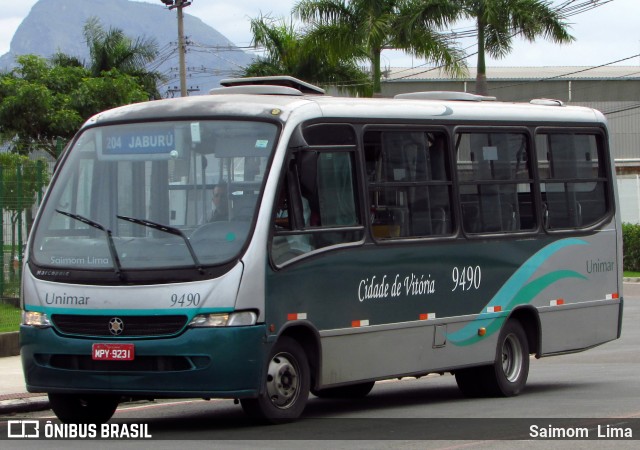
[55,210,124,280]
[116,215,204,274]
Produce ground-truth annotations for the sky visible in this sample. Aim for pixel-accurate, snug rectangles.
[1,0,639,69]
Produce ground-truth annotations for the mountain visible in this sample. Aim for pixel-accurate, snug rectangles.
[0,0,254,95]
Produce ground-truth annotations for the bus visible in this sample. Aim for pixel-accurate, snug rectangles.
[21,76,623,424]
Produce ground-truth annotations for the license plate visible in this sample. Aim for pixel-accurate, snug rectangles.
[92,343,135,361]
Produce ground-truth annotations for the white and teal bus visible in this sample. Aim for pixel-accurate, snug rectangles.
[21,77,623,423]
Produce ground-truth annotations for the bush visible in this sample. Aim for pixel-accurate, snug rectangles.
[622,223,640,271]
[0,302,21,333]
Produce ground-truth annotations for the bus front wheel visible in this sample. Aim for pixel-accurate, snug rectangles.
[455,319,529,397]
[48,393,119,424]
[241,336,310,423]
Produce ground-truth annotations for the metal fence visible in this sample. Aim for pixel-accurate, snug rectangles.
[0,159,51,332]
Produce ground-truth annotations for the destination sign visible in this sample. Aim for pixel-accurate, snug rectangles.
[103,127,175,155]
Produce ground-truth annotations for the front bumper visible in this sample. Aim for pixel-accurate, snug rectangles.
[20,324,267,399]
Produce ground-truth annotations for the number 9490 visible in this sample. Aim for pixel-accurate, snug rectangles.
[452,266,481,292]
[170,293,201,307]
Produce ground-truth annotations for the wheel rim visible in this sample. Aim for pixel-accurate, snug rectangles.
[266,352,300,409]
[501,333,523,382]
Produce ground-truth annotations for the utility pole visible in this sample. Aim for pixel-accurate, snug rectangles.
[160,1,192,97]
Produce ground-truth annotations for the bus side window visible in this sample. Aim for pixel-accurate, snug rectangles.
[365,130,453,239]
[456,131,535,234]
[536,132,608,229]
[271,174,314,265]
[271,124,362,266]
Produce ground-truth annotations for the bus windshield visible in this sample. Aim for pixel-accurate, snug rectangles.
[31,120,278,274]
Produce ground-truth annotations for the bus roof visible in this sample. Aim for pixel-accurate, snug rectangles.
[84,90,605,130]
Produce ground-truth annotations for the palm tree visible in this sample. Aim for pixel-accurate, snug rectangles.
[244,15,372,96]
[458,0,574,95]
[83,17,163,99]
[294,0,466,95]
[49,52,85,69]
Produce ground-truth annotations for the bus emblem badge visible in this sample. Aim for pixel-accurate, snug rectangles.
[108,317,124,336]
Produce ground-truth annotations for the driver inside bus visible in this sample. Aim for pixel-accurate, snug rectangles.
[208,184,228,221]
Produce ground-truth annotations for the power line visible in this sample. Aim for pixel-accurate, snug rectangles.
[601,103,640,116]
[485,53,640,94]
[557,0,615,16]
[507,68,640,103]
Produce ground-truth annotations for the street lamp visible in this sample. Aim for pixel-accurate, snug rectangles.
[160,1,192,97]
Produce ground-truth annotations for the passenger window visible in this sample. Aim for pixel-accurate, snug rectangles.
[536,132,608,229]
[364,130,453,239]
[456,131,536,234]
[271,124,362,265]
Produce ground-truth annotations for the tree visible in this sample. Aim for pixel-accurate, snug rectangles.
[458,0,574,95]
[0,16,163,158]
[0,55,148,158]
[83,17,163,99]
[294,0,466,94]
[243,15,372,96]
[0,55,85,157]
[70,69,153,121]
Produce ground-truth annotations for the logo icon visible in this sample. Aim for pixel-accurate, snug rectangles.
[108,317,124,336]
[8,420,39,438]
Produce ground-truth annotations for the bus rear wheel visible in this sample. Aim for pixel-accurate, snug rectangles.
[312,381,375,399]
[241,336,310,423]
[455,320,529,397]
[48,393,120,424]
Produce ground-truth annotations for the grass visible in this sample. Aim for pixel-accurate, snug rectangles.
[0,302,20,333]
[624,271,640,278]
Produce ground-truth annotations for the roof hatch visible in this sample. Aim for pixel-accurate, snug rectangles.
[210,76,325,96]
[529,98,564,106]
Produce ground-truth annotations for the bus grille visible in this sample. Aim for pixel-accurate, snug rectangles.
[51,314,188,337]
[46,354,199,372]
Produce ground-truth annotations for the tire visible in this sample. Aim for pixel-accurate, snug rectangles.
[490,319,529,396]
[455,320,529,398]
[240,336,310,423]
[312,381,375,399]
[48,393,120,424]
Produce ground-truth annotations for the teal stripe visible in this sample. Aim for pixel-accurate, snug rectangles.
[484,238,587,311]
[448,238,588,346]
[505,270,587,312]
[25,305,234,318]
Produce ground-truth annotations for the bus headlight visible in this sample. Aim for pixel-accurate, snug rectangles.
[188,311,257,328]
[22,311,51,328]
